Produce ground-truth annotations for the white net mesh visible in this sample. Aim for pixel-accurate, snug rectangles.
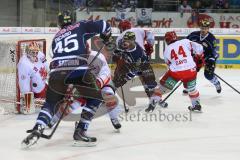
[0,40,17,114]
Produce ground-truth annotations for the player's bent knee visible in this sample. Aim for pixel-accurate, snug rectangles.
[204,71,214,80]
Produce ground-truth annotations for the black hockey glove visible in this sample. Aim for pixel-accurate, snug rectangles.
[100,32,112,45]
[205,57,216,68]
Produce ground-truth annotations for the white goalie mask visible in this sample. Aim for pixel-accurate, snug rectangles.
[25,41,39,62]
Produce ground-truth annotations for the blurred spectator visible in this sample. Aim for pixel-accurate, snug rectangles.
[74,0,86,11]
[178,0,192,13]
[138,0,153,8]
[129,0,138,11]
[223,2,230,12]
[102,0,112,11]
[193,0,205,13]
[211,0,228,9]
[230,0,240,6]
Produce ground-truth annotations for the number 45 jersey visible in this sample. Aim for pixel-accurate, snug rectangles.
[52,20,111,59]
[163,39,203,72]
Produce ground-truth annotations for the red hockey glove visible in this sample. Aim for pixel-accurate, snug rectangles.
[144,43,154,55]
[193,54,205,72]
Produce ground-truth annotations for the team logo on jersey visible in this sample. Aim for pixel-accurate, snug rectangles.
[202,42,208,48]
[39,67,47,80]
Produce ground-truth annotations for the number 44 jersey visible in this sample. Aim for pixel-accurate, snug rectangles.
[163,39,203,72]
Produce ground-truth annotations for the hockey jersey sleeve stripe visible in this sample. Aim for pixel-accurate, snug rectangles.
[102,21,106,33]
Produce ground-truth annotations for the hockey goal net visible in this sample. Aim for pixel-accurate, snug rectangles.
[0,39,46,115]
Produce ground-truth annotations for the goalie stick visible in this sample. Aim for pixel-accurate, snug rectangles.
[0,98,44,108]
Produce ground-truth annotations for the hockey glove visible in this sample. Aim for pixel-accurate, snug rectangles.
[100,32,112,44]
[125,71,136,81]
[144,43,154,55]
[205,57,216,68]
[193,54,205,72]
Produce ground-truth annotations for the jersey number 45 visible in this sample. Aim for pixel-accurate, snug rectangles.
[54,34,79,53]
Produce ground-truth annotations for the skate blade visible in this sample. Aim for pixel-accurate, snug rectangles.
[191,110,203,113]
[21,136,39,149]
[188,109,203,113]
[72,141,97,147]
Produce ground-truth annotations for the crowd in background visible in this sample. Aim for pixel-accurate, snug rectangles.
[72,0,240,13]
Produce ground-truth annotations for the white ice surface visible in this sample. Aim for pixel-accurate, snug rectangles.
[0,68,240,160]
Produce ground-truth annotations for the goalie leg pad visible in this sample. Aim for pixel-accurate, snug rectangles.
[20,92,35,114]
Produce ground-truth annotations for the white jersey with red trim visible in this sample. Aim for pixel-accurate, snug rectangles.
[17,51,48,94]
[87,51,111,87]
[116,28,154,49]
[163,39,203,72]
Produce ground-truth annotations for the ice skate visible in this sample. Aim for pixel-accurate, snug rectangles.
[215,81,222,93]
[188,103,202,113]
[21,124,45,149]
[73,128,97,147]
[111,118,121,132]
[159,100,168,108]
[145,99,157,112]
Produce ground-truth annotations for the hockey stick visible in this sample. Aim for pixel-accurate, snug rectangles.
[145,81,183,112]
[162,81,183,103]
[214,73,240,94]
[40,86,75,139]
[0,98,44,107]
[0,98,21,104]
[88,44,105,66]
[120,86,129,113]
[40,101,70,139]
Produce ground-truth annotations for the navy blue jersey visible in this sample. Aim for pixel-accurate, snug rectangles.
[187,31,218,59]
[52,20,111,59]
[124,43,148,63]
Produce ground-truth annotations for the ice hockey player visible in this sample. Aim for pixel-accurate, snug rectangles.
[115,20,167,109]
[87,44,122,130]
[183,19,221,94]
[17,41,48,114]
[145,31,204,112]
[22,11,113,147]
[113,31,167,112]
[50,44,122,131]
[117,20,154,57]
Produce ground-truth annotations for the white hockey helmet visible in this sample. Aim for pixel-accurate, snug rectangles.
[25,41,39,62]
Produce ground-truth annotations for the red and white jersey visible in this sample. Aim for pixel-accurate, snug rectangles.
[116,28,154,49]
[164,39,203,72]
[87,51,111,87]
[17,51,48,94]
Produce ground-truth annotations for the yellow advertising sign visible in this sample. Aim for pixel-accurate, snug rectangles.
[216,36,240,69]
